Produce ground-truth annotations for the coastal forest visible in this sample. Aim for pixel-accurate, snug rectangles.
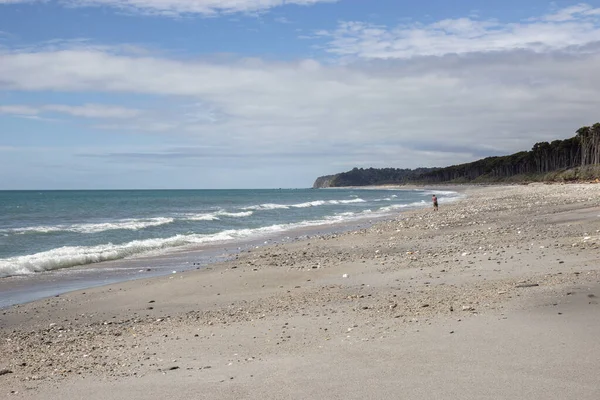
[314,123,600,187]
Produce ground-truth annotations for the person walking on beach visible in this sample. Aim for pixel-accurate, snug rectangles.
[432,194,438,211]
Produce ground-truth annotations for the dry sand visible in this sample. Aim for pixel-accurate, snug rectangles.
[1,183,600,399]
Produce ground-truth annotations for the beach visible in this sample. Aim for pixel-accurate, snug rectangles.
[1,183,600,399]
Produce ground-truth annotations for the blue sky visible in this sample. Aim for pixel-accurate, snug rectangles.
[1,0,600,189]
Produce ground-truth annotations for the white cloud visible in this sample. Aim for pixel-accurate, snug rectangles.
[1,0,337,16]
[541,3,600,22]
[0,103,142,118]
[317,3,600,59]
[2,4,600,188]
[0,105,38,115]
[1,44,599,171]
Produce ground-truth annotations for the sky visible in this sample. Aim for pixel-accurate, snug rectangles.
[1,1,600,189]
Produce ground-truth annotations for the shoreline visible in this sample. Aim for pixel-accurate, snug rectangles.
[0,188,447,308]
[2,183,600,399]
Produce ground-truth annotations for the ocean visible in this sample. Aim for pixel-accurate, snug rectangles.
[0,188,459,307]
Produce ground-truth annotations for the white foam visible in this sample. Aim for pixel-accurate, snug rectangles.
[185,213,221,221]
[6,211,256,233]
[7,217,174,235]
[184,210,254,220]
[292,200,328,208]
[0,230,240,277]
[0,211,376,277]
[217,211,254,218]
[243,198,365,210]
[421,190,460,197]
[292,199,366,208]
[242,203,291,210]
[379,200,428,213]
[339,198,366,204]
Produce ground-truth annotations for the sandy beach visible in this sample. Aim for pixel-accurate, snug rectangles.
[1,183,600,399]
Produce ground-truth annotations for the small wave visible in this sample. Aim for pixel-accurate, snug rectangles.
[186,210,254,221]
[420,190,459,197]
[6,217,174,235]
[217,211,254,218]
[185,214,221,221]
[379,200,427,213]
[243,198,365,210]
[242,203,291,211]
[292,199,367,208]
[184,210,254,221]
[292,200,328,208]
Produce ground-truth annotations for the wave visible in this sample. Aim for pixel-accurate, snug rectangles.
[420,190,460,197]
[324,210,374,222]
[242,203,291,211]
[217,211,254,218]
[4,210,255,236]
[378,200,428,213]
[183,210,253,221]
[0,212,373,277]
[243,198,366,210]
[185,214,220,221]
[5,217,175,235]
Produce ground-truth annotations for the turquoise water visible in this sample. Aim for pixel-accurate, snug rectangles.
[0,189,459,277]
[0,188,459,306]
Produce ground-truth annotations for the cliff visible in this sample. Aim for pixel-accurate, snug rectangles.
[312,175,337,188]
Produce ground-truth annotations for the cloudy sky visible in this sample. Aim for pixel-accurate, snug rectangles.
[1,0,600,189]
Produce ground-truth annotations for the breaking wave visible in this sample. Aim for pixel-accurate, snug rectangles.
[0,215,365,277]
[6,217,174,235]
[243,198,366,210]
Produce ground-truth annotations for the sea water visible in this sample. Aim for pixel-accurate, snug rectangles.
[0,188,459,306]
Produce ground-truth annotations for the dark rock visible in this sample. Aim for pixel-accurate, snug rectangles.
[515,283,539,288]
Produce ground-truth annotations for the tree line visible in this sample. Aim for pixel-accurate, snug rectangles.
[316,123,600,187]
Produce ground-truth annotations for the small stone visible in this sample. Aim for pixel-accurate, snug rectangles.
[515,283,539,288]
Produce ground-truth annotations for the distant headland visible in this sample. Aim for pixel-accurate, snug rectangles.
[314,123,600,188]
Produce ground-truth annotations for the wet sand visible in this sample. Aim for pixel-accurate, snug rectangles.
[1,183,599,399]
